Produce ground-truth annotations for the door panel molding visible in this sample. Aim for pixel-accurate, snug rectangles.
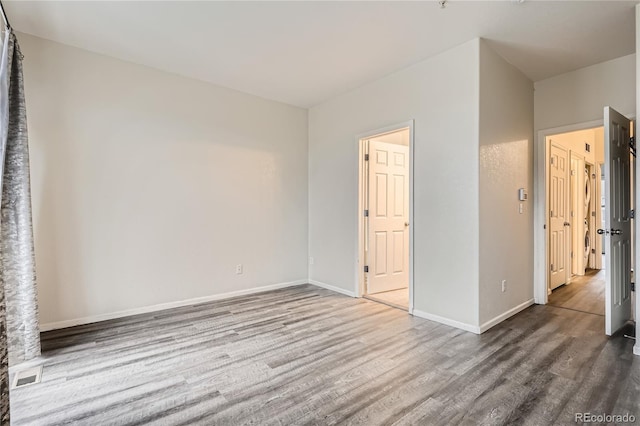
[549,142,570,290]
[604,106,632,336]
[367,140,409,294]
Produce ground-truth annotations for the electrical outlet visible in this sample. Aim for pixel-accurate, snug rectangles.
[309,257,314,265]
[501,280,507,292]
[236,264,243,274]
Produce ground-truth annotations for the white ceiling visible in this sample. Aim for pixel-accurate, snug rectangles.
[4,1,637,108]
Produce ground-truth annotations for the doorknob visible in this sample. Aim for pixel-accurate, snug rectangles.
[611,229,623,235]
[597,229,609,235]
[404,222,409,227]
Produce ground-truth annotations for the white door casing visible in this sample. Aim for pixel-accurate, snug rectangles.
[604,107,632,336]
[549,142,570,290]
[366,140,409,294]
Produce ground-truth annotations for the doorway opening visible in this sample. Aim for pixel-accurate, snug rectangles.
[357,121,414,312]
[546,127,605,316]
[538,108,636,337]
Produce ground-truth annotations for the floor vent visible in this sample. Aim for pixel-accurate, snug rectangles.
[11,365,42,389]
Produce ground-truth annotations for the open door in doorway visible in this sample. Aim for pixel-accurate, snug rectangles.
[602,106,633,336]
[549,142,570,290]
[367,140,410,294]
[358,124,413,312]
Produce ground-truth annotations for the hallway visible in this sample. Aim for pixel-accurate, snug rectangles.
[548,269,604,316]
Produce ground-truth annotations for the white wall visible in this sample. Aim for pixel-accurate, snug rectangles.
[548,128,600,166]
[19,34,309,328]
[478,40,534,328]
[534,54,636,132]
[309,39,480,328]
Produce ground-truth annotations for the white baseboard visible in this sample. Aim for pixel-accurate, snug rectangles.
[479,298,535,334]
[9,356,45,372]
[634,344,640,356]
[308,280,357,298]
[40,279,307,332]
[412,309,481,334]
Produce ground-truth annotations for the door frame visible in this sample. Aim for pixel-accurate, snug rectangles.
[357,120,415,313]
[534,114,634,305]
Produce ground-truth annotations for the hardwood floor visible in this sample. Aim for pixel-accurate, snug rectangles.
[548,269,605,316]
[9,284,639,425]
[365,288,409,310]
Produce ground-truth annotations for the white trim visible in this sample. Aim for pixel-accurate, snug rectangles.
[356,120,415,314]
[412,309,481,334]
[39,279,307,332]
[9,356,44,372]
[479,299,535,333]
[634,344,640,356]
[308,279,357,297]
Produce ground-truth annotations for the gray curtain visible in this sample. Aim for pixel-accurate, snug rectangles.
[0,27,11,426]
[1,30,40,367]
[0,30,40,370]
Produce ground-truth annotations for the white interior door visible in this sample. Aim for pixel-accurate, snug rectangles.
[366,140,409,294]
[603,106,632,336]
[549,142,570,290]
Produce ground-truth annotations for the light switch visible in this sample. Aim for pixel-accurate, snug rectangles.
[518,188,528,201]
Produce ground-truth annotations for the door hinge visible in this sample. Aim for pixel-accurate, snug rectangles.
[550,157,555,165]
[364,265,369,273]
[364,154,369,161]
[630,136,636,158]
[630,209,635,219]
[550,264,554,271]
[632,282,635,292]
[571,170,576,176]
[364,209,369,217]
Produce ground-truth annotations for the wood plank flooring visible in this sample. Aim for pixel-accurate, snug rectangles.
[548,269,605,316]
[365,288,409,310]
[9,284,639,425]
